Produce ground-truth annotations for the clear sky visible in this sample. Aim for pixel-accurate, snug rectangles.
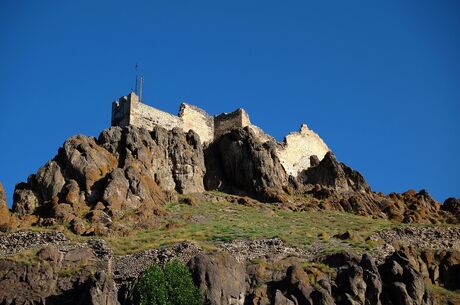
[0,1,459,206]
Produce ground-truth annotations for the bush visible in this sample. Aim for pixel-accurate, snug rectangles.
[133,260,204,305]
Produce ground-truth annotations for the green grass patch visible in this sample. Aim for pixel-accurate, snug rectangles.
[427,283,460,303]
[107,200,401,255]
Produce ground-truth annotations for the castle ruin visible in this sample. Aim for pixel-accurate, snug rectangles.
[112,92,330,176]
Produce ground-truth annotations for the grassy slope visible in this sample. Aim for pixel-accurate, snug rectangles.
[107,199,401,256]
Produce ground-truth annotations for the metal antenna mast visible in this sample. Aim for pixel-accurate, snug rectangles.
[139,76,144,102]
[134,63,139,95]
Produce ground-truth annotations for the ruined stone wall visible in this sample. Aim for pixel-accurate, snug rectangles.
[179,103,214,143]
[214,109,249,139]
[111,96,131,127]
[129,94,183,131]
[276,124,330,177]
[247,125,276,144]
[111,93,332,176]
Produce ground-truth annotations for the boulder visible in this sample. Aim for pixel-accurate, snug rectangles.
[33,160,65,203]
[12,183,39,215]
[57,135,117,193]
[188,253,246,305]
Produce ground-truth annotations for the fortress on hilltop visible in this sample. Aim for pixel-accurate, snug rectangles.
[111,92,330,175]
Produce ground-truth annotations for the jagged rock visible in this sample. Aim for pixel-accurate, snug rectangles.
[386,190,442,224]
[204,127,288,202]
[188,252,246,305]
[360,254,382,305]
[99,125,206,194]
[62,179,85,208]
[299,152,370,194]
[0,182,6,207]
[442,197,460,223]
[102,168,129,211]
[58,135,117,194]
[84,271,119,305]
[379,251,431,305]
[10,125,209,233]
[33,160,66,204]
[0,182,13,231]
[12,183,39,215]
[10,121,459,228]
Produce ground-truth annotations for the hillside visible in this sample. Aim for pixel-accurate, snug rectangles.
[0,123,459,305]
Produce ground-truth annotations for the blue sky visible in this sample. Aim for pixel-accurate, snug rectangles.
[0,1,459,206]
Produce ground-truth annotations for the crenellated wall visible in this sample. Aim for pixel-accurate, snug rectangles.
[111,92,331,175]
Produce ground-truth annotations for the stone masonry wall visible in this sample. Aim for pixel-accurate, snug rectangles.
[214,109,248,139]
[111,95,131,127]
[129,94,183,131]
[276,124,330,177]
[179,103,214,143]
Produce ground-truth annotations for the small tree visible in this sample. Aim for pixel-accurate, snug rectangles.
[133,260,204,305]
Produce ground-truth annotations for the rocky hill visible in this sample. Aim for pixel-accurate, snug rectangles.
[0,124,459,305]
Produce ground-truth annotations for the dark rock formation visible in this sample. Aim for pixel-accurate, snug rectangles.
[442,197,460,223]
[0,243,119,305]
[188,253,246,305]
[9,124,460,235]
[204,127,288,202]
[379,250,431,305]
[299,152,371,194]
[11,126,206,235]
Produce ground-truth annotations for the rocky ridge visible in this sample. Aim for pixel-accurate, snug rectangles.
[4,125,458,236]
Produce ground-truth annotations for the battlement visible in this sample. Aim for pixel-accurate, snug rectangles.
[111,92,330,174]
[111,92,254,144]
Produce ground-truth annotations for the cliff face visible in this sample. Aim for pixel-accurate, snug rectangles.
[8,125,459,236]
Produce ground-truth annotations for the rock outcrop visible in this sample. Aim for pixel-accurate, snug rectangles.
[442,197,460,223]
[0,182,6,207]
[0,242,119,305]
[204,127,288,202]
[11,125,206,235]
[188,253,246,305]
[298,152,370,194]
[9,124,460,234]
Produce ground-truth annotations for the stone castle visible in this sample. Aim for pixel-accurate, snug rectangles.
[112,92,330,176]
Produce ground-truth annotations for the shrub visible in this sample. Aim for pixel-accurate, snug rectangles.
[133,260,203,305]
